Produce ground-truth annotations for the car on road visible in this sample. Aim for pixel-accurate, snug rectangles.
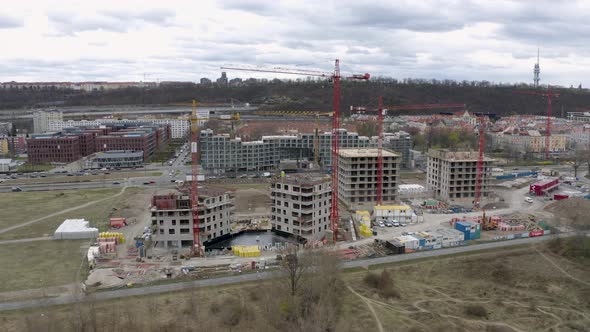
[149,180,156,184]
[524,197,534,203]
[143,181,151,185]
[11,186,22,192]
[112,181,121,185]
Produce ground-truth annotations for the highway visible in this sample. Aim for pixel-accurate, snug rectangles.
[0,233,574,312]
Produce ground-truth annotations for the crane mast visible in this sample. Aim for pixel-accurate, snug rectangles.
[474,117,486,209]
[351,102,467,207]
[330,60,341,240]
[190,100,202,256]
[222,59,369,243]
[514,88,559,159]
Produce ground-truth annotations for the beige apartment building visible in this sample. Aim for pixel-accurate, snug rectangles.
[337,148,400,209]
[426,149,494,203]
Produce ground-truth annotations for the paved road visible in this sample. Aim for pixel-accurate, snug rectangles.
[0,233,572,312]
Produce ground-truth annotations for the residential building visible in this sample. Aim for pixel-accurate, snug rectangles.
[337,148,400,209]
[567,112,590,122]
[270,173,332,242]
[33,111,63,133]
[426,149,494,203]
[384,131,412,169]
[150,189,234,249]
[491,130,567,154]
[200,77,212,85]
[48,117,194,139]
[199,128,374,172]
[216,72,228,85]
[0,137,8,155]
[0,122,12,135]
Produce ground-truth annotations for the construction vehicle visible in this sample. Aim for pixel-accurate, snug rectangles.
[480,210,498,231]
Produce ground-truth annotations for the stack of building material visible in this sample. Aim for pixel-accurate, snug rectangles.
[98,232,125,244]
[54,219,99,240]
[497,222,525,232]
[232,245,261,257]
[98,240,116,254]
[355,210,373,237]
[109,217,127,228]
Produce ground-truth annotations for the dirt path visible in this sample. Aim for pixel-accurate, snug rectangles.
[0,185,128,235]
[0,236,52,245]
[346,284,384,332]
[535,249,590,287]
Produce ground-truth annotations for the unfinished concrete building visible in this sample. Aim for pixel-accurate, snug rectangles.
[426,149,494,203]
[270,173,332,242]
[337,148,400,209]
[150,188,233,248]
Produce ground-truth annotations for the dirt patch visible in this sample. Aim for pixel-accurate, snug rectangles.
[544,198,590,228]
[232,188,270,216]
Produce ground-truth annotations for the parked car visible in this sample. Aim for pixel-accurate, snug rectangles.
[524,197,534,203]
[384,221,393,227]
[378,221,385,227]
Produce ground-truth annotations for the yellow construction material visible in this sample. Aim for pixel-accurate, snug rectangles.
[359,224,373,237]
[98,232,125,244]
[232,245,261,257]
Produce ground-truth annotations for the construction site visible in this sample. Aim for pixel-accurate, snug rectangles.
[0,59,589,332]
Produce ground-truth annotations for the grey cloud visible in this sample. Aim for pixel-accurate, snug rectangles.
[219,0,279,16]
[47,8,175,35]
[0,14,23,29]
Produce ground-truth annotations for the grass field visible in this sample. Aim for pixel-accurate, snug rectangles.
[0,189,121,231]
[0,240,88,293]
[0,187,145,241]
[1,239,588,331]
[4,171,161,185]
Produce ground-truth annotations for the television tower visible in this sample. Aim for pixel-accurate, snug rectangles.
[533,48,540,88]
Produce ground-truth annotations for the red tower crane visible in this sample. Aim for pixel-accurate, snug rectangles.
[350,102,467,206]
[474,116,487,209]
[222,60,370,242]
[190,100,202,256]
[515,87,559,159]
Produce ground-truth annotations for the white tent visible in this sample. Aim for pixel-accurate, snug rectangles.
[54,219,99,240]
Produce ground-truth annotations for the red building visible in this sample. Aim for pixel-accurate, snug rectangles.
[530,178,559,196]
[27,124,170,163]
[27,134,81,163]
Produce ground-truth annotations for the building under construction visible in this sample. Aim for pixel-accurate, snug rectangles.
[426,149,494,203]
[150,188,234,249]
[270,173,332,242]
[337,148,400,209]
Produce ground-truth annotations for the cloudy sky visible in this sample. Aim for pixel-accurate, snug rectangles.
[1,0,589,86]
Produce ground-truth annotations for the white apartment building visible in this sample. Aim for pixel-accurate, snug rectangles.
[33,111,63,133]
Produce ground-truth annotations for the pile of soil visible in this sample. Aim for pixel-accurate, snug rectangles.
[544,198,590,227]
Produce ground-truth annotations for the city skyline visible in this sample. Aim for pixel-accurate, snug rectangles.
[1,0,589,87]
